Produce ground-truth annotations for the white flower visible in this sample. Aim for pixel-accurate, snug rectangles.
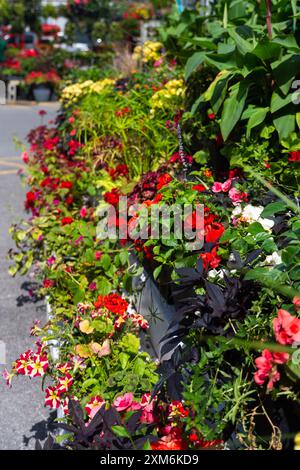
[264,252,282,266]
[232,204,274,231]
[207,269,225,280]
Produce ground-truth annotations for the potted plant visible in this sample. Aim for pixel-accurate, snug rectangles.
[24,69,61,101]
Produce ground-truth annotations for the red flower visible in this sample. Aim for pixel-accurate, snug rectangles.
[61,217,74,226]
[94,295,105,309]
[26,353,49,378]
[157,173,172,190]
[45,386,61,409]
[205,222,225,243]
[60,181,73,190]
[289,150,300,162]
[104,293,128,316]
[193,184,206,192]
[43,279,55,289]
[273,309,300,345]
[200,246,222,270]
[66,196,74,205]
[25,191,36,207]
[104,189,120,206]
[57,373,74,394]
[208,112,216,120]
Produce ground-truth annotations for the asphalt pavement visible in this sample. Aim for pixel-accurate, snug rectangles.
[0,102,59,449]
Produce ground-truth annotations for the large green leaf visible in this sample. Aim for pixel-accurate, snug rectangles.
[251,40,282,60]
[273,113,295,140]
[227,28,254,55]
[220,80,249,140]
[272,54,300,95]
[270,89,293,113]
[246,107,269,138]
[205,51,238,71]
[185,51,206,80]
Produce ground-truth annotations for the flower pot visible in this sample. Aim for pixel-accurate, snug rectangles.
[131,257,176,360]
[33,85,51,102]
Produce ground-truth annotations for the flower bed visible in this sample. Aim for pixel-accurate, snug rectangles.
[4,1,300,451]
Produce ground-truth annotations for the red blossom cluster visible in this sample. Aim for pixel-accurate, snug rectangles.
[254,301,300,391]
[289,150,300,162]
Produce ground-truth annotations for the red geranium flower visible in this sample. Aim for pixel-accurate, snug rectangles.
[104,293,128,316]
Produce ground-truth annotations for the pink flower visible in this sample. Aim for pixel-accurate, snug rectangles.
[95,251,102,260]
[273,309,300,345]
[221,179,232,192]
[293,296,300,310]
[211,182,223,193]
[47,255,56,266]
[85,396,105,419]
[228,187,248,205]
[80,207,88,218]
[113,393,134,412]
[68,116,75,124]
[22,151,29,164]
[89,282,97,291]
[254,349,289,391]
[153,57,163,68]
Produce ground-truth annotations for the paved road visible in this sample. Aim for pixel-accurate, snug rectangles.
[0,103,59,450]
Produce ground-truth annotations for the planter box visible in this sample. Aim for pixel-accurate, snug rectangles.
[132,265,176,360]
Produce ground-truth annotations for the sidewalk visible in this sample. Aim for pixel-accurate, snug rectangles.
[0,103,59,449]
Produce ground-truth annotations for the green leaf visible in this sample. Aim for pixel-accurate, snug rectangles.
[100,253,111,270]
[133,357,146,376]
[185,52,206,80]
[271,90,293,113]
[112,426,131,438]
[97,277,112,295]
[153,265,163,280]
[121,333,140,355]
[251,40,281,60]
[119,352,130,370]
[220,80,249,140]
[260,201,286,217]
[273,113,295,140]
[246,107,269,138]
